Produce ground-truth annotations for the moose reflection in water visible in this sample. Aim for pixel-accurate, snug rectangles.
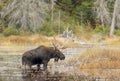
[22,45,65,72]
[22,70,65,81]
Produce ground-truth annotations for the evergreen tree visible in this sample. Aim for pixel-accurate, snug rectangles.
[55,0,96,28]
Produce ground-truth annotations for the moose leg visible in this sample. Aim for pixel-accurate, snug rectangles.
[23,62,27,73]
[22,63,26,73]
[23,63,29,73]
[28,63,32,73]
[29,65,32,70]
[24,64,26,72]
[43,61,48,72]
[37,64,40,71]
[43,63,47,71]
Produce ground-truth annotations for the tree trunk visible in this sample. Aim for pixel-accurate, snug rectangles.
[95,0,111,27]
[50,0,54,29]
[109,0,118,37]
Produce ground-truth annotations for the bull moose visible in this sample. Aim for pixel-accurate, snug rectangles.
[22,45,65,71]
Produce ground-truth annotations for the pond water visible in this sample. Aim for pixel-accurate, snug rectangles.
[0,46,82,81]
[0,45,120,81]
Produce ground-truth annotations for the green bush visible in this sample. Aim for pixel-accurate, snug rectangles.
[115,29,120,36]
[37,19,66,36]
[3,26,20,36]
[93,26,110,35]
[19,30,32,36]
[37,22,56,36]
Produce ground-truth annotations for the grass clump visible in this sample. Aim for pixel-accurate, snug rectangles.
[77,48,120,78]
[3,26,19,36]
[93,26,110,35]
[115,29,120,36]
[79,48,120,69]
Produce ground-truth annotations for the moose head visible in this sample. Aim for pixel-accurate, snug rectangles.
[52,42,65,62]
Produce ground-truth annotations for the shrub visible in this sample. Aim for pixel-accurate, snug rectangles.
[37,24,55,36]
[115,29,120,36]
[19,30,32,36]
[3,26,20,36]
[93,26,110,35]
[37,21,58,36]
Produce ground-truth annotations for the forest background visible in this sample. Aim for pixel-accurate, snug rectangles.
[0,0,120,46]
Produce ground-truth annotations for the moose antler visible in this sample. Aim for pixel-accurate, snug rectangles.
[52,37,57,48]
[52,42,57,49]
[51,37,66,50]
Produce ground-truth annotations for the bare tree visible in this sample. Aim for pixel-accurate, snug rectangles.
[109,0,119,36]
[95,0,120,36]
[95,0,111,27]
[1,0,49,32]
[51,0,54,22]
